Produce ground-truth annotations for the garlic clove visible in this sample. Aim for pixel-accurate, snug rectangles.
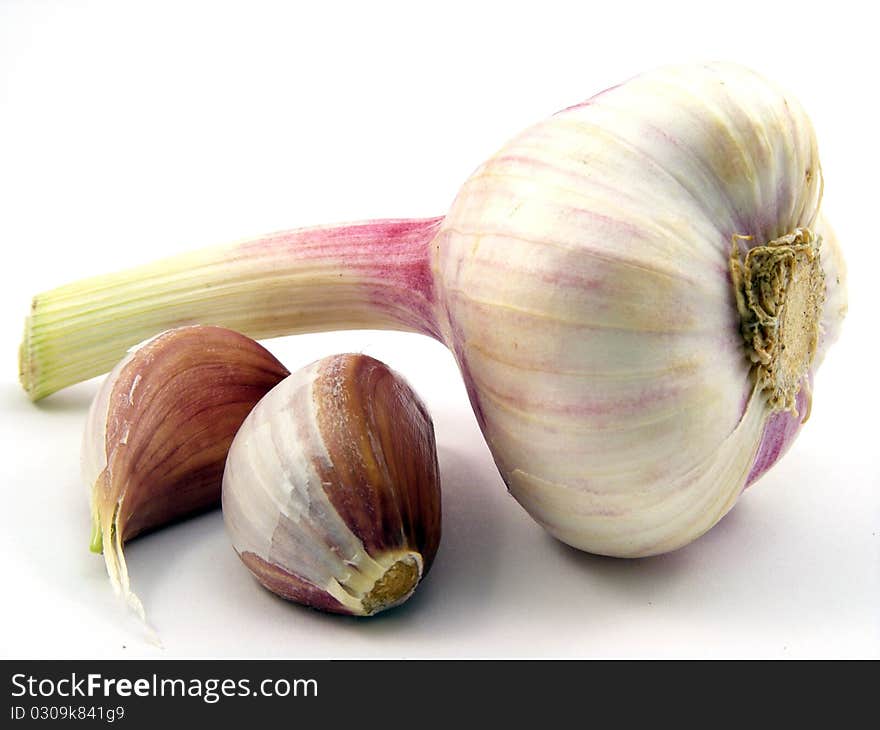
[222,353,441,616]
[83,325,289,615]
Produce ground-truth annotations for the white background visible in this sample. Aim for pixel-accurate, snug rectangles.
[1,0,877,658]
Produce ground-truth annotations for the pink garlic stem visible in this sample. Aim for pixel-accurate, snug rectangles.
[21,217,444,400]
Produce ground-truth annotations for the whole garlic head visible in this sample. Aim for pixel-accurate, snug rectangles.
[222,354,441,616]
[433,63,847,556]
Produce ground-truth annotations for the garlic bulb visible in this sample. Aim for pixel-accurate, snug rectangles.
[25,63,846,557]
[434,67,846,556]
[83,325,289,614]
[222,354,441,616]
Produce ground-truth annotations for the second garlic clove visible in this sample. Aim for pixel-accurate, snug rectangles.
[82,325,290,616]
[222,353,441,616]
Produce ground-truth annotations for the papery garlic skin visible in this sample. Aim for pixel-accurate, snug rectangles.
[82,325,289,613]
[433,63,846,556]
[222,354,441,616]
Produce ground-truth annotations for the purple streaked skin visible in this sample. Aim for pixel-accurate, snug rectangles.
[237,217,444,338]
[238,218,491,439]
[745,381,810,488]
[239,552,350,614]
[556,82,623,114]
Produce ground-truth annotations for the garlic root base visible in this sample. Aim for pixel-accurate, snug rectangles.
[731,227,825,416]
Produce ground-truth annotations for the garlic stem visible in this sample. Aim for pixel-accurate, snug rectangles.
[21,218,443,400]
